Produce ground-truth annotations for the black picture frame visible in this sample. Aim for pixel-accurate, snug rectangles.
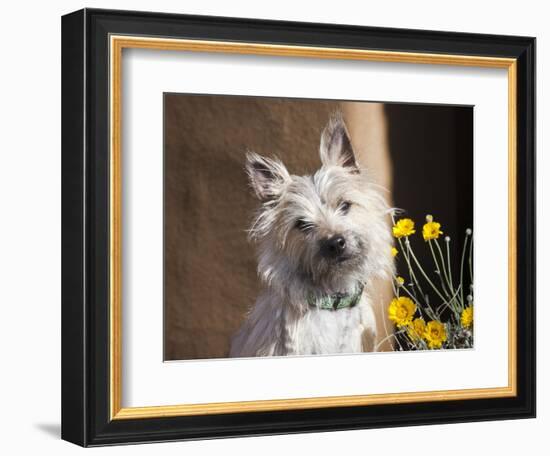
[62,8,536,447]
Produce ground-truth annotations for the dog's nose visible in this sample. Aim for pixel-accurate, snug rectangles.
[321,235,347,258]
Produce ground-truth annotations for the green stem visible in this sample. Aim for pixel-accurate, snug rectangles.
[469,232,474,285]
[445,238,455,293]
[375,329,406,352]
[459,232,470,308]
[434,240,453,297]
[428,240,452,298]
[434,239,460,315]
[397,237,426,304]
[406,241,459,319]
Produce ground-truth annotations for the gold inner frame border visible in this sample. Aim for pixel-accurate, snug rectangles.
[109,35,517,420]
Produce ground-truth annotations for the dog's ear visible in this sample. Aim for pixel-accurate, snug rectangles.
[245,152,291,202]
[319,113,359,172]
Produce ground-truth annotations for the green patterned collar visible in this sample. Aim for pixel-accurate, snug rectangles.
[307,284,364,310]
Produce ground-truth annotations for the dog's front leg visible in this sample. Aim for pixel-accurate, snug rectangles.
[359,301,378,352]
[274,302,306,356]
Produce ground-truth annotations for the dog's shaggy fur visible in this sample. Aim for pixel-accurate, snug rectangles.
[230,114,394,357]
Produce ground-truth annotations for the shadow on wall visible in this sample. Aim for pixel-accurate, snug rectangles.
[163,94,472,360]
[386,104,473,311]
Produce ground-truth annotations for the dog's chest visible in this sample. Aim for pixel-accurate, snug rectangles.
[289,306,364,354]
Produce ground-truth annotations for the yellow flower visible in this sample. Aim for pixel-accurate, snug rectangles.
[422,221,444,241]
[391,247,398,257]
[395,276,405,286]
[461,305,473,328]
[424,320,447,349]
[392,218,416,238]
[407,318,426,342]
[388,296,417,327]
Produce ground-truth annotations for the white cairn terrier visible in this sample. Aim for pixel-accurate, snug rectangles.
[230,114,394,357]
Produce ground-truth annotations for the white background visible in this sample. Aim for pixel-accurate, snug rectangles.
[0,0,545,455]
[123,50,508,407]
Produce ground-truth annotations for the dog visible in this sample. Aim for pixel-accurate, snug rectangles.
[230,113,394,357]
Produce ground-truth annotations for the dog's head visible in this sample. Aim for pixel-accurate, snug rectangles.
[246,113,393,294]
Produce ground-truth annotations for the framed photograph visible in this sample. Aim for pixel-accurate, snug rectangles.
[61,8,536,446]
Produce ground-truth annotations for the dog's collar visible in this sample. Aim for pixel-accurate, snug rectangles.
[307,283,364,310]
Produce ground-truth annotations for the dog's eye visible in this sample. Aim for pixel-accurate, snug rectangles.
[295,219,313,233]
[339,201,352,214]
